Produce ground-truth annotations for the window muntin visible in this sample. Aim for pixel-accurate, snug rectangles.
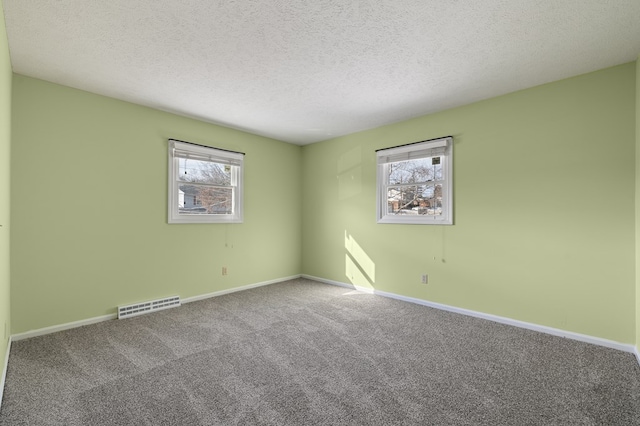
[377,137,452,225]
[168,140,243,223]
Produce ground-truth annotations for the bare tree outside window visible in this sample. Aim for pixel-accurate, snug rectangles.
[386,158,443,216]
[178,159,233,215]
[168,139,244,224]
[376,136,452,225]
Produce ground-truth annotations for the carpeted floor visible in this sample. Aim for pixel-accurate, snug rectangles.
[1,278,639,425]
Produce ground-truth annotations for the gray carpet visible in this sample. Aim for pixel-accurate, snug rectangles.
[0,278,639,425]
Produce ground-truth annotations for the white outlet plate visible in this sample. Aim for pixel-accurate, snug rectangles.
[421,274,428,284]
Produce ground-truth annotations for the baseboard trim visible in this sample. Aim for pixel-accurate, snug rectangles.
[11,275,302,342]
[0,337,12,411]
[11,314,116,342]
[181,274,302,304]
[302,274,638,359]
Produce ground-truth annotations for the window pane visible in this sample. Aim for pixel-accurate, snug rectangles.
[386,186,418,215]
[386,184,442,216]
[376,137,452,224]
[419,184,443,216]
[178,185,233,214]
[178,159,231,185]
[388,158,442,184]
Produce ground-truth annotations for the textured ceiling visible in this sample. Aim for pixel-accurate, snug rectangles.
[3,1,640,145]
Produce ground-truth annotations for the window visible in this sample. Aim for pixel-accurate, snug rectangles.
[376,136,453,225]
[168,139,244,223]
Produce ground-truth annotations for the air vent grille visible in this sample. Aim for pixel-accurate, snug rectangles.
[118,296,181,319]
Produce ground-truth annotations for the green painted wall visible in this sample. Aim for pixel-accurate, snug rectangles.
[10,75,302,334]
[636,55,640,354]
[0,2,11,370]
[302,63,636,344]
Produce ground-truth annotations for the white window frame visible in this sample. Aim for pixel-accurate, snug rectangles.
[168,139,244,224]
[376,136,453,225]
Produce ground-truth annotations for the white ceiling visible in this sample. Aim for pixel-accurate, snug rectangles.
[3,1,640,145]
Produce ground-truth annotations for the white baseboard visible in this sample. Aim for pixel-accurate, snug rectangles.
[11,275,303,342]
[0,337,11,411]
[182,274,302,304]
[302,274,639,360]
[11,314,116,342]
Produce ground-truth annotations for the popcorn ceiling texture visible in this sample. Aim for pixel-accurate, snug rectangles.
[3,0,640,144]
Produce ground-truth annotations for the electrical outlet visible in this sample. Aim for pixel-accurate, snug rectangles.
[421,274,428,284]
[222,267,228,276]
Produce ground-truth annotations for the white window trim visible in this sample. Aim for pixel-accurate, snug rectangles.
[168,139,244,224]
[376,136,453,225]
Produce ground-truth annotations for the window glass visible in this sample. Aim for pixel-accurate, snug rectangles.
[376,137,452,225]
[168,140,244,223]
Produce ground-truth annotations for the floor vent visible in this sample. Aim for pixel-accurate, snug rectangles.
[118,296,181,319]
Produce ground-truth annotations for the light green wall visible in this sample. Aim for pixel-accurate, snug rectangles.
[636,55,640,353]
[0,2,11,370]
[10,75,302,333]
[302,63,636,344]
